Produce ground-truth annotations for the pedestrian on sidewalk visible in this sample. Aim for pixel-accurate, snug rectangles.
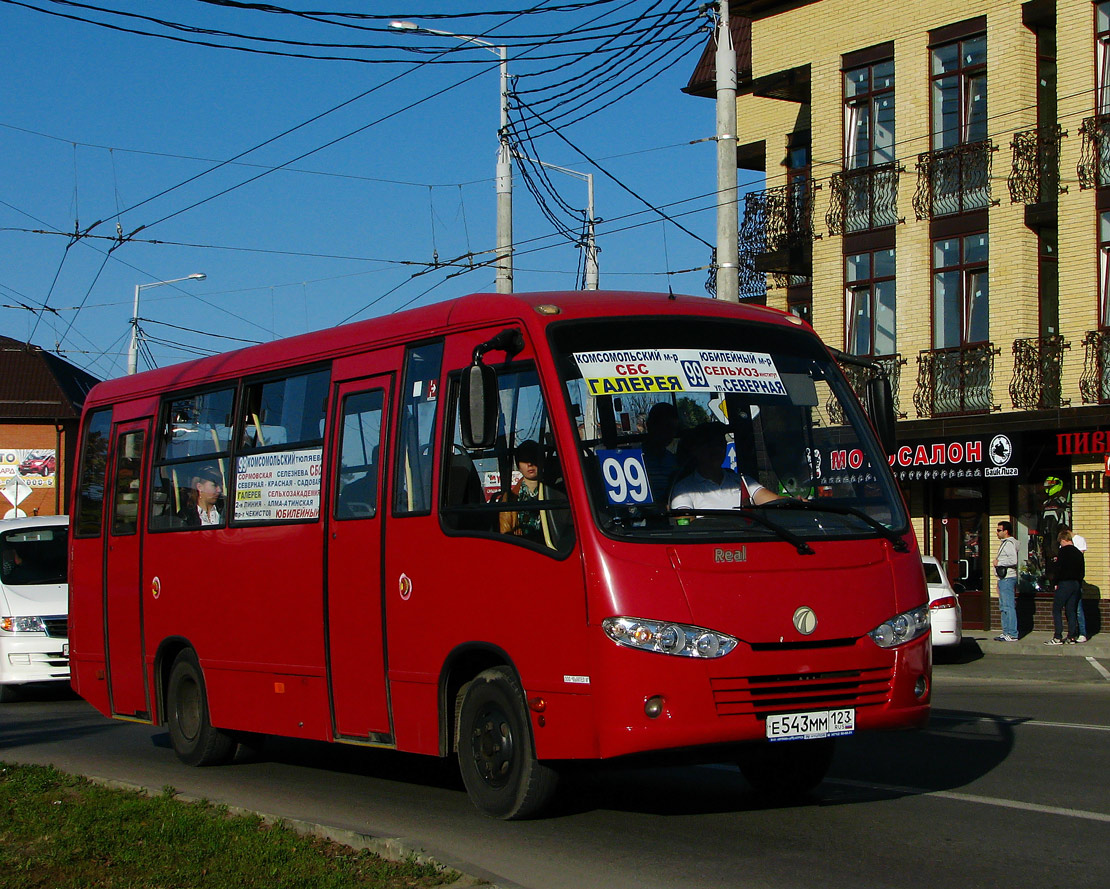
[1046,528,1084,645]
[1060,527,1089,642]
[993,520,1020,642]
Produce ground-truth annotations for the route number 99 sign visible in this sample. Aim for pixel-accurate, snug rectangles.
[597,450,653,505]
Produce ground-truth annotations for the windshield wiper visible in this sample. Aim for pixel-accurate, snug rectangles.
[670,509,814,555]
[757,499,909,552]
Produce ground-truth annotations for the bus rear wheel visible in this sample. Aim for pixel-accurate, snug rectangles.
[166,649,236,767]
[457,666,558,820]
[736,738,835,797]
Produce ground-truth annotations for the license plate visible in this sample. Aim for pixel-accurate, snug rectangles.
[766,708,855,742]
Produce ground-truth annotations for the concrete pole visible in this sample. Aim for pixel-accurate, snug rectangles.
[584,172,599,290]
[495,45,513,293]
[715,0,740,302]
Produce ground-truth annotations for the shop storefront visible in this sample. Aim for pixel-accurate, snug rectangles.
[894,415,1106,634]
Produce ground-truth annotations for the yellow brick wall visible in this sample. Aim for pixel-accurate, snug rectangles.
[733,2,1109,602]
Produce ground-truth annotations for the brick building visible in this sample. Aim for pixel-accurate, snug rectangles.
[687,0,1110,634]
[0,336,99,518]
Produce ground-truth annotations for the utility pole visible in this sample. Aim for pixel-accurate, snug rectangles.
[715,0,740,302]
[495,44,514,293]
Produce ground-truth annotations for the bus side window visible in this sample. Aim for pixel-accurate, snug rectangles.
[74,408,113,538]
[336,390,384,520]
[393,342,443,516]
[110,431,146,536]
[442,363,573,553]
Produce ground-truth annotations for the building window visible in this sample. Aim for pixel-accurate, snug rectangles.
[1098,3,1110,113]
[933,232,989,348]
[1100,211,1110,328]
[846,248,896,356]
[844,59,895,168]
[931,33,986,149]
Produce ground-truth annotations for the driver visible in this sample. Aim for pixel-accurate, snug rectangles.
[669,422,781,510]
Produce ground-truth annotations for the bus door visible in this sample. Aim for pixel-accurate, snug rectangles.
[104,419,151,718]
[325,375,393,740]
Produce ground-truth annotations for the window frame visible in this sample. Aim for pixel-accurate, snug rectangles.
[929,31,987,150]
[842,55,895,171]
[931,231,989,349]
[845,247,897,357]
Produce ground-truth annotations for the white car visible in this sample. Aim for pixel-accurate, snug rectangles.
[0,515,69,701]
[921,555,963,648]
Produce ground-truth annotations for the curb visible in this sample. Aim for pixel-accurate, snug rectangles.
[87,777,490,888]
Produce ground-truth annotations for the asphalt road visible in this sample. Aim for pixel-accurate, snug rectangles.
[2,654,1108,889]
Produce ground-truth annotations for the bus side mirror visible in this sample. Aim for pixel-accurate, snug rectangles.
[865,375,896,456]
[460,363,498,449]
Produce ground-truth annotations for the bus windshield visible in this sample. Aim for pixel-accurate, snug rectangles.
[552,316,907,544]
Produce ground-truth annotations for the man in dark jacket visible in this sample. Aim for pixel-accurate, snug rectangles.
[1048,529,1084,644]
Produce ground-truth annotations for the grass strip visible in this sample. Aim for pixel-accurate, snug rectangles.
[0,762,458,889]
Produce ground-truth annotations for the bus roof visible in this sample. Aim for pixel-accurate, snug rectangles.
[84,290,804,407]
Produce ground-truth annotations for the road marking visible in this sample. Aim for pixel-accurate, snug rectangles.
[1086,656,1110,681]
[827,779,1110,824]
[930,713,1110,733]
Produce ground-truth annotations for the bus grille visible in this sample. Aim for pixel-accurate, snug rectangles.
[710,667,893,717]
[42,616,68,638]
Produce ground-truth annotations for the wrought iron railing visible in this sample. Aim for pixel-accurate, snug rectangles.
[1077,114,1110,190]
[913,343,999,417]
[1080,329,1110,403]
[826,354,906,424]
[826,163,901,235]
[1009,335,1070,410]
[1008,124,1064,204]
[912,140,995,219]
[704,247,768,300]
[738,180,814,278]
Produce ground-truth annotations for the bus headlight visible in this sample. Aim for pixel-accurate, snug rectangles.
[0,616,47,634]
[868,606,929,649]
[602,617,738,658]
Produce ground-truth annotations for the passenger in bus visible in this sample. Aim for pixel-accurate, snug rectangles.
[669,422,781,511]
[499,440,567,547]
[641,402,679,502]
[178,464,225,527]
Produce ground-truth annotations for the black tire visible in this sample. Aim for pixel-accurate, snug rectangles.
[737,738,835,797]
[457,666,558,819]
[166,650,236,766]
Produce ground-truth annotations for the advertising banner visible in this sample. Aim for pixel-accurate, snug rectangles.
[234,447,323,522]
[0,449,57,488]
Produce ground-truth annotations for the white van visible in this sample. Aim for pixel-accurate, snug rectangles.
[0,515,69,701]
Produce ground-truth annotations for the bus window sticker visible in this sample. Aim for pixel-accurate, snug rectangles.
[572,348,786,399]
[597,449,653,506]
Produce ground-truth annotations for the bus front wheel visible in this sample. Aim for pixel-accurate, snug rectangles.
[166,650,236,767]
[736,738,835,797]
[457,666,558,819]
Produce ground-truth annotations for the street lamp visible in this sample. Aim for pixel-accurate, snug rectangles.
[127,273,206,375]
[517,155,598,289]
[391,20,513,293]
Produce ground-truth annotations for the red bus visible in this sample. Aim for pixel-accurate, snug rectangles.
[69,291,930,819]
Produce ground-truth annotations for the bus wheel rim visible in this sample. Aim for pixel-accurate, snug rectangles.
[470,703,514,789]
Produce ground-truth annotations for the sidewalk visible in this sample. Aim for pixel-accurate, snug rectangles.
[968,629,1110,659]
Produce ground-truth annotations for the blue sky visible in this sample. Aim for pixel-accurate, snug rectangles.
[1,2,757,380]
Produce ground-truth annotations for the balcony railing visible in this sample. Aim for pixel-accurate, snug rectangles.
[826,354,906,424]
[912,140,995,219]
[1008,125,1064,204]
[1080,329,1110,403]
[1077,114,1110,190]
[1009,335,1070,410]
[825,163,901,235]
[913,343,1000,417]
[738,180,814,280]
